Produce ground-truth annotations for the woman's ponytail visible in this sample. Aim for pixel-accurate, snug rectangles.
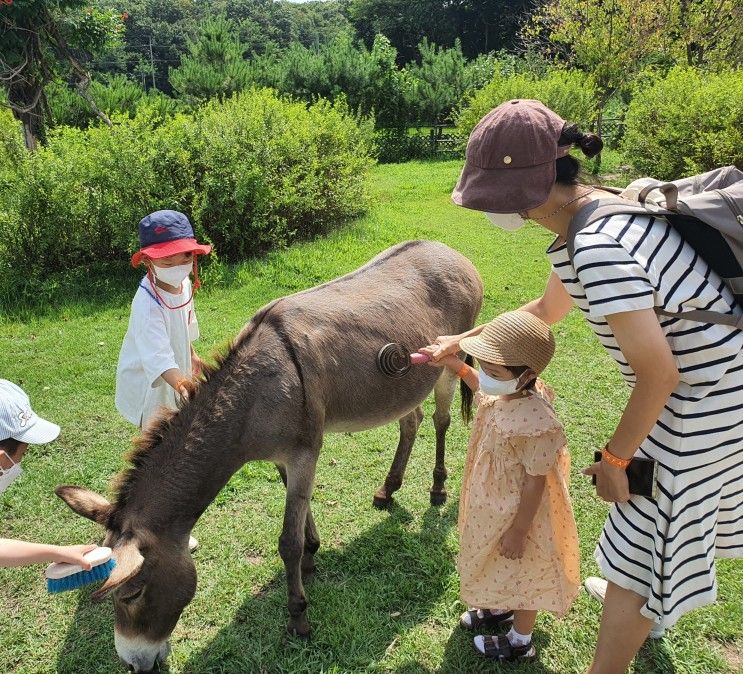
[555,122,604,185]
[559,123,603,158]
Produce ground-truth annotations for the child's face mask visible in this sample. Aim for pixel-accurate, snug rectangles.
[0,452,22,495]
[152,262,193,288]
[478,369,533,396]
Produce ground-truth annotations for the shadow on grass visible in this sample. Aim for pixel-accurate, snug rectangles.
[52,500,457,673]
[54,588,122,674]
[0,260,145,321]
[634,637,677,674]
[0,259,242,322]
[179,502,458,674]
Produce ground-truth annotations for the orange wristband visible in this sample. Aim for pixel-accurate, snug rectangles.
[601,445,632,469]
[456,364,470,379]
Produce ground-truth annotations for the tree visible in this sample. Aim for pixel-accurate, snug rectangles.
[407,39,471,126]
[347,0,454,64]
[347,0,531,62]
[447,0,531,57]
[96,0,201,93]
[524,0,743,112]
[169,16,251,103]
[0,0,123,149]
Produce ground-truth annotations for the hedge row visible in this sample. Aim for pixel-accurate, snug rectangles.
[621,67,743,179]
[0,89,374,285]
[454,66,742,180]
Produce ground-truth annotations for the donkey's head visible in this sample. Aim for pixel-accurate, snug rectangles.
[56,486,197,673]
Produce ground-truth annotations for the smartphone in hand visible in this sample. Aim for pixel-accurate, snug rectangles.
[592,450,658,499]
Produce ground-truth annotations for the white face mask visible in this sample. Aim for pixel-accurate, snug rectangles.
[485,212,526,231]
[153,262,192,288]
[0,453,22,495]
[479,369,535,397]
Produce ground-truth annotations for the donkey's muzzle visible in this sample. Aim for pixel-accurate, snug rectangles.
[377,343,430,377]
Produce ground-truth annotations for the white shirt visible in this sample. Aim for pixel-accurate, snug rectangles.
[115,277,199,426]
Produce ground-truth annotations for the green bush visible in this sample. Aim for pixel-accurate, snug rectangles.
[622,67,743,179]
[455,69,598,139]
[0,88,374,287]
[48,76,181,129]
[2,109,196,276]
[188,90,374,260]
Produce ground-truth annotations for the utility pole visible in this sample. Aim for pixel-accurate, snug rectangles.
[149,35,156,90]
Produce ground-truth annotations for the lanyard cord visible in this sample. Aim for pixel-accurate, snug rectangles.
[142,269,195,310]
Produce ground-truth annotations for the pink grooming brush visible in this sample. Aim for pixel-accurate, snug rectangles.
[377,343,431,377]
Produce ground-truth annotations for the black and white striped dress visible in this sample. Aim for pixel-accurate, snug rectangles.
[547,213,743,629]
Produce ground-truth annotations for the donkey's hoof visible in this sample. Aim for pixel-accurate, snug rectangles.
[430,490,447,506]
[373,488,392,509]
[287,617,311,640]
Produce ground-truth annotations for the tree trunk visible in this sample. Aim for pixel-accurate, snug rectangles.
[7,80,47,151]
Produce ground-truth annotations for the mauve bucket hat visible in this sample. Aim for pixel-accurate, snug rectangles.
[452,99,571,213]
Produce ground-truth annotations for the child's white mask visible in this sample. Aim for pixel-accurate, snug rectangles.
[0,453,22,495]
[478,370,521,396]
[153,262,192,288]
[485,212,525,231]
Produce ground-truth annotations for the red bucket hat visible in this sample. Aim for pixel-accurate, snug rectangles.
[452,99,571,213]
[131,210,212,267]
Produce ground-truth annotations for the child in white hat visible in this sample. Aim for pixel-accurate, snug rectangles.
[0,379,96,568]
[421,311,579,662]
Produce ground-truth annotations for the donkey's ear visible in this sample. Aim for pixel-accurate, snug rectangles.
[91,538,145,602]
[55,485,113,525]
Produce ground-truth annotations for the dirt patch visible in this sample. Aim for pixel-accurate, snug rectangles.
[714,640,743,672]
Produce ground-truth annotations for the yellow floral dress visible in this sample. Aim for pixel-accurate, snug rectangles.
[458,382,579,616]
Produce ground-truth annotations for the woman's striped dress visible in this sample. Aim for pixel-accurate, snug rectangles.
[547,213,743,628]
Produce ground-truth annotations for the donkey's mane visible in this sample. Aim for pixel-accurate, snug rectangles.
[110,299,281,508]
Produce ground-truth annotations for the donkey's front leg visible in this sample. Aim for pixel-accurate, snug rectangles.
[278,453,317,638]
[276,463,320,579]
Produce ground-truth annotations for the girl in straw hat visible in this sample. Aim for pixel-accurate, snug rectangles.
[420,310,579,662]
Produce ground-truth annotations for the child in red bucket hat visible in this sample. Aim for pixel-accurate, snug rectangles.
[116,210,212,431]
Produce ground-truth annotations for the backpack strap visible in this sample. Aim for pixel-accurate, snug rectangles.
[566,198,743,329]
[655,308,743,330]
[566,198,672,261]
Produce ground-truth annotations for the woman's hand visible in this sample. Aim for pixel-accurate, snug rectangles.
[427,335,461,362]
[499,525,527,560]
[583,461,630,503]
[418,347,461,370]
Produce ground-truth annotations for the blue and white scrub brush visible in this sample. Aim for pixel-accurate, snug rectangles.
[45,546,116,593]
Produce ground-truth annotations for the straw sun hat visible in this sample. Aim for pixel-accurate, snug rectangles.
[460,311,555,374]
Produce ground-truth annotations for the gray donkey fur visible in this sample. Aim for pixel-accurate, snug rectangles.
[56,240,483,673]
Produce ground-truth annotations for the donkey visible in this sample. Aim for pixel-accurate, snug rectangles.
[56,240,483,673]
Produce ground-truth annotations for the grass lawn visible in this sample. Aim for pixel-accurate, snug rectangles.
[0,160,740,674]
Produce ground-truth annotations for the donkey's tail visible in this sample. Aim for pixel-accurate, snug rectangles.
[460,354,474,423]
